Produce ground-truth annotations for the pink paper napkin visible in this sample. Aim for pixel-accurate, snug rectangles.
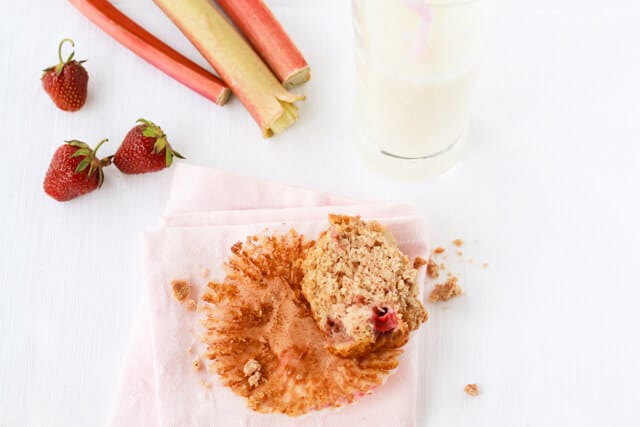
[109,164,429,427]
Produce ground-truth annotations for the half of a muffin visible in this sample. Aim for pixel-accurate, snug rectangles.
[301,215,428,358]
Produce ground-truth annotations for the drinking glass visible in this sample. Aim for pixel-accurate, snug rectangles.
[352,0,491,177]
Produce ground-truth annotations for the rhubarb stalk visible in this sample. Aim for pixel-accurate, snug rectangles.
[216,0,311,88]
[154,0,304,137]
[68,0,230,105]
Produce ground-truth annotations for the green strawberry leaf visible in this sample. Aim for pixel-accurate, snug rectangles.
[75,157,91,174]
[166,146,173,167]
[142,128,158,138]
[71,148,90,158]
[172,149,185,160]
[67,140,89,149]
[153,136,167,154]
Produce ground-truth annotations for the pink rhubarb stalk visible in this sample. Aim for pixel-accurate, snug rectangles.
[154,0,304,137]
[68,0,231,105]
[216,0,310,88]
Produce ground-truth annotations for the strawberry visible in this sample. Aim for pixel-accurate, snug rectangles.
[371,306,398,334]
[44,139,111,202]
[41,39,89,112]
[113,118,184,174]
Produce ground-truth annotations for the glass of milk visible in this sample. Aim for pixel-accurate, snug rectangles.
[352,0,490,178]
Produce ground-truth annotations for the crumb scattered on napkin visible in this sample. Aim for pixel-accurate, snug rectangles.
[171,280,191,302]
[413,256,427,269]
[185,299,197,311]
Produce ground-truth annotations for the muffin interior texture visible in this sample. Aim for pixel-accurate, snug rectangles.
[301,215,428,357]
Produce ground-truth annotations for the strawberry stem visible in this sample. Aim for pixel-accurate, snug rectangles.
[100,155,113,168]
[58,38,75,64]
[93,138,108,154]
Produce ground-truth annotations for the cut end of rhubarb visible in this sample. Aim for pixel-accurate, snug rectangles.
[283,65,311,89]
[217,87,232,105]
[263,96,303,138]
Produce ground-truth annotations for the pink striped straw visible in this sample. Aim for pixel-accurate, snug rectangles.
[406,0,433,60]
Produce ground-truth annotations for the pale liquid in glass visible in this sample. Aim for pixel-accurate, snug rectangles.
[353,0,488,177]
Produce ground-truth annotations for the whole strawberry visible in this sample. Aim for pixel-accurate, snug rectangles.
[113,119,184,174]
[41,39,88,112]
[44,139,111,202]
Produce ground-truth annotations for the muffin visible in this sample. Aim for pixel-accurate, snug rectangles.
[301,215,428,358]
[199,229,402,416]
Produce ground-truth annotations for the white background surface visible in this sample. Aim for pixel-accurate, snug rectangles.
[1,1,640,426]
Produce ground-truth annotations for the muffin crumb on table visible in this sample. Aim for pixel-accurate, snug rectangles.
[429,277,462,302]
[427,258,440,278]
[464,383,479,397]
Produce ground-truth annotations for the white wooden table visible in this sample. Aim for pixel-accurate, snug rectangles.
[1,1,639,426]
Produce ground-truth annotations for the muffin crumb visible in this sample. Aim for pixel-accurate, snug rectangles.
[456,250,463,257]
[429,277,462,302]
[192,359,202,372]
[413,256,428,269]
[427,258,440,279]
[464,383,479,397]
[452,239,464,247]
[243,359,262,388]
[171,280,191,302]
[482,262,489,269]
[433,247,445,255]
